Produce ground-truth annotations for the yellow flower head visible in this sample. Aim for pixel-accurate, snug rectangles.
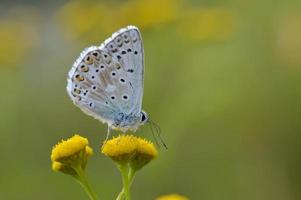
[156,194,189,200]
[101,135,158,170]
[178,7,236,42]
[51,134,93,175]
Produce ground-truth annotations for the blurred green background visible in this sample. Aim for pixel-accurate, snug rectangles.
[1,0,301,199]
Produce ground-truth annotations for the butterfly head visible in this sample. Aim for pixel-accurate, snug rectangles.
[140,110,149,125]
[111,111,148,132]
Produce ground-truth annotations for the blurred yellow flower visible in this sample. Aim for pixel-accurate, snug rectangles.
[101,135,157,169]
[119,0,180,29]
[274,11,301,66]
[56,1,110,40]
[156,194,189,200]
[51,134,93,174]
[0,20,38,67]
[178,7,236,42]
[56,0,181,41]
[0,7,40,68]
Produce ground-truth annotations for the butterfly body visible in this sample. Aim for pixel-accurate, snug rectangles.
[67,26,148,133]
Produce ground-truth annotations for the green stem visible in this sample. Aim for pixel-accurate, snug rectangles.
[124,172,131,200]
[119,164,129,200]
[74,166,100,200]
[127,167,136,192]
[116,164,136,200]
[116,188,125,200]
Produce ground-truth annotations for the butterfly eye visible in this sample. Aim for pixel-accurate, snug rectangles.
[141,115,146,122]
[140,112,147,122]
[80,64,89,72]
[84,55,93,65]
[114,36,123,47]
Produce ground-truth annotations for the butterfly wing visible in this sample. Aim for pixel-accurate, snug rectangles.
[102,26,144,115]
[66,26,144,127]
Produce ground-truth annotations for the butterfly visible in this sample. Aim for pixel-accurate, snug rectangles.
[67,25,149,139]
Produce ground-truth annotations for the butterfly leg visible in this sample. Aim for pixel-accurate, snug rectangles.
[104,125,112,143]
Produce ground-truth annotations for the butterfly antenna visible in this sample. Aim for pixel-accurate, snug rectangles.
[148,120,160,148]
[148,118,168,149]
[153,121,168,150]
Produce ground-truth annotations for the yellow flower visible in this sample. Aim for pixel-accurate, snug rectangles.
[274,12,301,66]
[119,0,180,29]
[178,7,236,42]
[102,135,158,199]
[156,194,189,200]
[51,135,99,199]
[51,134,93,174]
[56,0,181,42]
[56,1,110,41]
[0,20,38,68]
[101,135,157,169]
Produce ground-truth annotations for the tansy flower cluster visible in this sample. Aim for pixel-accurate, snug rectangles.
[156,194,189,200]
[51,134,93,175]
[51,135,99,200]
[101,135,158,199]
[51,134,188,200]
[101,135,158,170]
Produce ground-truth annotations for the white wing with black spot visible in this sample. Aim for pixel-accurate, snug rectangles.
[102,26,144,115]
